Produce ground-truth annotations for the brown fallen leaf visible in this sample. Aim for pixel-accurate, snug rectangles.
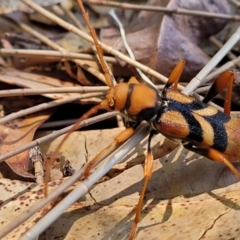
[1,110,52,178]
[0,67,82,99]
[42,184,240,240]
[100,0,231,82]
[155,0,231,80]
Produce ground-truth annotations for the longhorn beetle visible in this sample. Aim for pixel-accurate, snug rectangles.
[52,1,240,239]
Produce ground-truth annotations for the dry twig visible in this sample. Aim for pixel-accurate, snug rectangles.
[0,49,118,64]
[89,0,240,21]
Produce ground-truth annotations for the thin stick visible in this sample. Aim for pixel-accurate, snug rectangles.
[0,85,165,98]
[194,86,211,94]
[0,167,83,239]
[77,0,116,86]
[0,87,107,97]
[89,0,240,21]
[29,146,44,184]
[0,49,118,64]
[60,3,85,31]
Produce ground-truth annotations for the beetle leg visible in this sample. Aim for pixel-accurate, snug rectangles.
[203,71,234,115]
[83,127,135,177]
[128,130,155,240]
[164,60,186,91]
[184,144,240,179]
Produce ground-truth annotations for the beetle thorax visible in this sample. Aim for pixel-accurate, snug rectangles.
[104,83,160,122]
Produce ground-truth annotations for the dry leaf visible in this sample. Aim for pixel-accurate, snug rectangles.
[41,144,240,239]
[1,110,52,178]
[36,128,128,173]
[42,184,240,240]
[0,178,74,240]
[155,0,231,80]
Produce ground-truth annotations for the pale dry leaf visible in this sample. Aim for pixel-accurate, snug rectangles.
[36,128,127,174]
[38,127,167,176]
[0,178,77,240]
[42,185,240,240]
[40,137,240,239]
[36,131,87,175]
[2,125,240,239]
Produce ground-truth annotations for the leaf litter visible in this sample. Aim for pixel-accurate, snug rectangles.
[0,0,240,239]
